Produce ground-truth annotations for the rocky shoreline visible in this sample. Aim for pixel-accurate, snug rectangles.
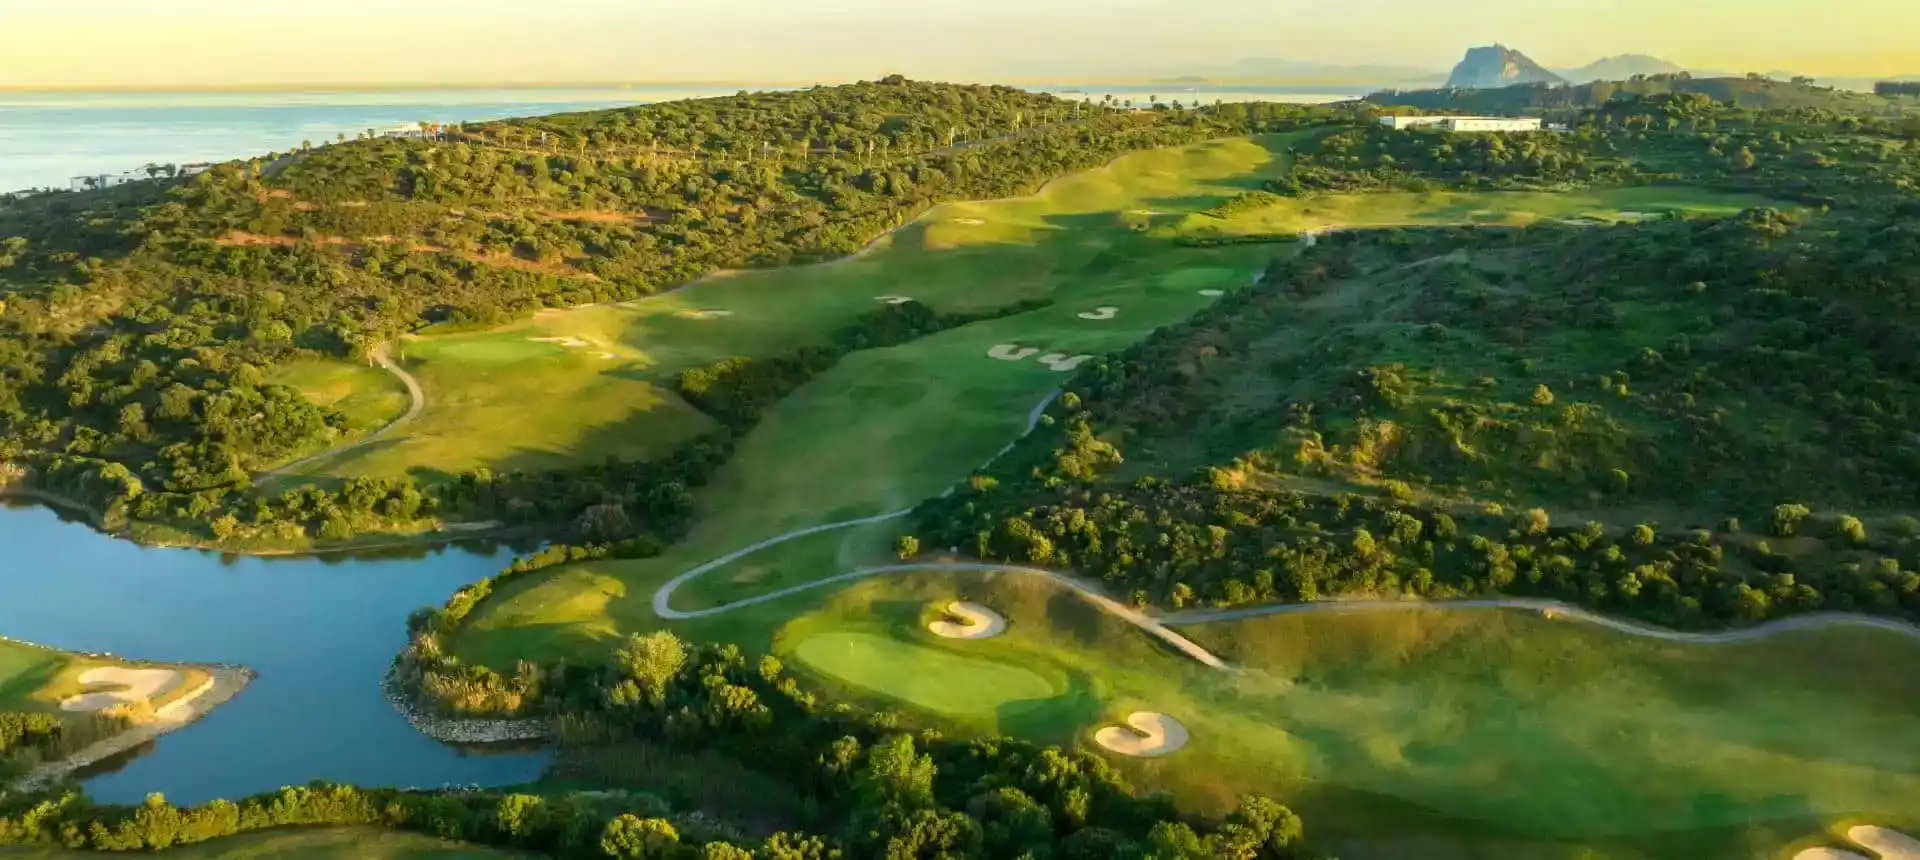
[380,669,550,744]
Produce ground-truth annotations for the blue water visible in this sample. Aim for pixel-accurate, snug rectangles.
[0,502,549,804]
[0,86,750,194]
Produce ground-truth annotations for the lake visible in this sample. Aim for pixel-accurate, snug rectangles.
[0,84,1356,194]
[0,501,550,804]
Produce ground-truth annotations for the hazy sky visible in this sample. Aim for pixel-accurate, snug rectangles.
[3,0,1916,87]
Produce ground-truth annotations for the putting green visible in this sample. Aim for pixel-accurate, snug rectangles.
[790,631,1057,717]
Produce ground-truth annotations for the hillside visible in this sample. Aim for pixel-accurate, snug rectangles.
[1558,53,1685,83]
[920,209,1920,630]
[1445,45,1567,90]
[0,80,1334,550]
[1371,74,1915,115]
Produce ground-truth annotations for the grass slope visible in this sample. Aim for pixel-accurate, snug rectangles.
[0,827,524,858]
[0,639,205,715]
[707,570,1920,859]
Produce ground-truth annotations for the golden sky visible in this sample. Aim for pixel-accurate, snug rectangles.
[2,0,1915,86]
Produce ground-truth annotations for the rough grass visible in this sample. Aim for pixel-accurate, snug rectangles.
[266,359,409,437]
[0,827,525,858]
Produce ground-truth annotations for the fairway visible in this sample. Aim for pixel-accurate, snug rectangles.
[790,631,1057,717]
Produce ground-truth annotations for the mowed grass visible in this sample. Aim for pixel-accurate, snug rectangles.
[791,631,1057,718]
[295,333,715,482]
[1168,184,1785,240]
[0,827,525,858]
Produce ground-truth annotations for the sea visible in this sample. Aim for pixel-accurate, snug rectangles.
[0,84,1356,194]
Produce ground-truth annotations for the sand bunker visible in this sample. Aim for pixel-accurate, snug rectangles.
[927,601,1008,639]
[60,667,182,712]
[1199,289,1224,297]
[529,336,592,348]
[1794,827,1920,860]
[989,344,1041,361]
[1037,353,1093,372]
[875,295,916,305]
[677,309,733,319]
[1077,306,1119,321]
[952,218,986,225]
[1094,712,1189,757]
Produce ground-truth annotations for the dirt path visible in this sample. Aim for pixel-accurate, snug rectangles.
[258,341,424,482]
[13,665,253,793]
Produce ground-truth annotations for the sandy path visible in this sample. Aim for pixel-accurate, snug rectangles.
[257,341,425,481]
[928,601,1008,639]
[1094,712,1189,757]
[61,667,182,712]
[14,665,252,793]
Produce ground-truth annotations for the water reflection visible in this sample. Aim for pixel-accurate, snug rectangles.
[0,501,551,803]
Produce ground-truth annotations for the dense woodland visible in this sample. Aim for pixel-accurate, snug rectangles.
[0,80,1331,549]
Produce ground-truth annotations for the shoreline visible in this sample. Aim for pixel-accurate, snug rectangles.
[13,664,255,793]
[380,669,550,745]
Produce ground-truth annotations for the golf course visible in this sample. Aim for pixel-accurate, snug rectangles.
[367,130,1920,858]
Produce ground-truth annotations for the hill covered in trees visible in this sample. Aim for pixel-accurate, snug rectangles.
[917,207,1920,628]
[0,80,1327,548]
[1369,74,1915,116]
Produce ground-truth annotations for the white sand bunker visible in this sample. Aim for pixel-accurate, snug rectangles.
[61,667,182,712]
[1199,289,1224,297]
[1038,353,1093,372]
[875,295,915,305]
[989,344,1041,361]
[677,309,733,319]
[1077,306,1118,321]
[927,601,1007,639]
[1094,712,1189,758]
[952,218,986,225]
[1796,827,1920,860]
[529,336,592,348]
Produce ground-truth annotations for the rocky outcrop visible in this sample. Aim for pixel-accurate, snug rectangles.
[381,670,550,744]
[1446,45,1568,90]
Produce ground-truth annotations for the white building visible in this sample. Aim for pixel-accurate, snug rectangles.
[1378,115,1543,133]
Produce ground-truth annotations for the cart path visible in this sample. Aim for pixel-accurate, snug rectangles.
[258,341,424,482]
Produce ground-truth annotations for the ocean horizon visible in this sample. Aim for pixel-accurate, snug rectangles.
[0,84,1356,194]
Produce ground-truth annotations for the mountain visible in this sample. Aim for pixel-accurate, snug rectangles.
[1446,45,1568,90]
[1557,54,1684,83]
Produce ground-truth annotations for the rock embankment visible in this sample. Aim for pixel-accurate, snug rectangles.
[381,671,550,744]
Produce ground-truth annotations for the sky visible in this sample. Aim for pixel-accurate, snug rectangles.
[2,0,1917,87]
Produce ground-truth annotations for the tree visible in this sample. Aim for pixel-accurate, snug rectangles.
[895,535,921,560]
[600,815,681,859]
[612,631,686,707]
[858,734,936,810]
[1834,515,1867,544]
[1731,145,1758,171]
[1631,523,1656,546]
[1771,503,1812,537]
[1531,384,1555,406]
